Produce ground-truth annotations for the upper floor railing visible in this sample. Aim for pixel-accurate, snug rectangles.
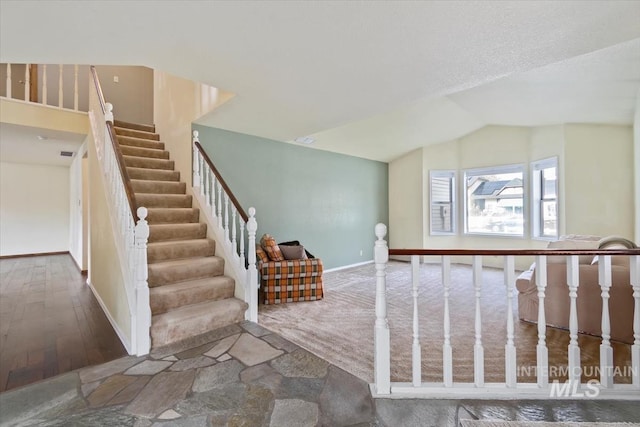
[372,223,640,400]
[192,131,258,322]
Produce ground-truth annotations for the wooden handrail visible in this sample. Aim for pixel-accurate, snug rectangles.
[389,248,640,256]
[90,66,138,220]
[194,141,248,223]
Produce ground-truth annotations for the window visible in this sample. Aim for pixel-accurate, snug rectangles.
[532,157,558,239]
[464,165,524,236]
[430,171,455,234]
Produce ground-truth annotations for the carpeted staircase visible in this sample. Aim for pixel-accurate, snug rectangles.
[113,119,247,348]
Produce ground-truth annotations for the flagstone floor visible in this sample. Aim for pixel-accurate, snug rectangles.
[1,321,639,427]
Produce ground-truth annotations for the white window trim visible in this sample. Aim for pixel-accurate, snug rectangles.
[531,156,559,240]
[463,163,526,238]
[429,170,456,235]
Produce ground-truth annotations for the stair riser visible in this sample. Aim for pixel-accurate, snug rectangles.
[131,180,186,195]
[114,119,155,133]
[120,145,170,160]
[149,224,207,242]
[127,168,180,182]
[146,209,199,224]
[114,127,160,141]
[148,240,216,263]
[148,258,224,287]
[124,156,174,170]
[150,280,235,315]
[150,299,247,347]
[136,194,192,208]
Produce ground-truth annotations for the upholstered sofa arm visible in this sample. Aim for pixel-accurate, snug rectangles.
[259,258,324,279]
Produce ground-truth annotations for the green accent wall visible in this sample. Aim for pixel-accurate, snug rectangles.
[194,125,388,269]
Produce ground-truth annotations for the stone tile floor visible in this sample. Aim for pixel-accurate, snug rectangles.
[1,321,639,427]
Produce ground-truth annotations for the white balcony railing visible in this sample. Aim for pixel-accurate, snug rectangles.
[372,223,640,400]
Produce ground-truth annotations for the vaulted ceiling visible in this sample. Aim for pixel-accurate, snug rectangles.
[1,1,639,162]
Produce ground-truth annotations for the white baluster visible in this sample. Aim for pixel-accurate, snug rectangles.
[239,220,246,268]
[58,64,63,107]
[134,207,151,356]
[535,255,549,387]
[631,255,640,388]
[192,131,200,188]
[442,255,453,387]
[374,223,391,395]
[246,207,258,322]
[209,169,216,217]
[217,183,223,229]
[231,206,238,256]
[224,193,230,243]
[599,254,614,388]
[24,64,30,101]
[504,255,517,388]
[203,161,209,206]
[5,64,11,98]
[411,255,421,387]
[199,154,205,195]
[73,65,79,110]
[567,255,581,387]
[473,256,484,387]
[42,64,47,104]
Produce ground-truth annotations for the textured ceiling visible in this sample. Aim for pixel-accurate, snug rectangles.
[1,1,639,162]
[0,123,85,167]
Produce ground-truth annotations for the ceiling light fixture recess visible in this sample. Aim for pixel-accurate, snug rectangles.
[294,136,315,145]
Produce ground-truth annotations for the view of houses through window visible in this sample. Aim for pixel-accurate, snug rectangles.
[465,166,524,236]
[532,157,558,238]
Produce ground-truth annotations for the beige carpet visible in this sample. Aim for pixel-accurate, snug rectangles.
[461,422,640,427]
[259,261,632,384]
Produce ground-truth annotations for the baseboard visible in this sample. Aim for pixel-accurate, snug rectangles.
[87,280,133,355]
[324,260,374,273]
[0,250,69,259]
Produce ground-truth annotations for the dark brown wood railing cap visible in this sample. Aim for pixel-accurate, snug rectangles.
[194,141,249,223]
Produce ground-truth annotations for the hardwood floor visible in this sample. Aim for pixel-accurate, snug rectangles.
[0,254,127,392]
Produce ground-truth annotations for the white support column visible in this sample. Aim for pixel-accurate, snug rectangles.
[535,255,549,387]
[42,64,47,104]
[134,207,150,356]
[192,131,200,188]
[442,255,453,387]
[473,256,484,387]
[24,64,30,101]
[73,65,79,110]
[631,255,640,389]
[58,64,64,108]
[5,64,11,98]
[504,255,517,388]
[567,255,581,387]
[411,255,421,387]
[246,207,258,322]
[598,255,614,388]
[374,224,391,395]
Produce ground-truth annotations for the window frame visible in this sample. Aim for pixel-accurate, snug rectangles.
[429,170,456,236]
[463,163,526,238]
[531,157,559,240]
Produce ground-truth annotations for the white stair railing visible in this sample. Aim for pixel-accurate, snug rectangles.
[373,223,640,399]
[192,131,259,322]
[89,66,150,356]
[2,63,82,111]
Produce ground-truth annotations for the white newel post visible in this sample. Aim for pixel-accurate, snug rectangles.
[535,255,549,387]
[504,255,517,388]
[24,64,30,101]
[598,255,614,388]
[5,63,11,98]
[134,208,151,355]
[192,131,201,188]
[374,223,391,395]
[567,255,581,387]
[105,102,114,123]
[411,255,421,387]
[246,207,258,323]
[631,255,640,388]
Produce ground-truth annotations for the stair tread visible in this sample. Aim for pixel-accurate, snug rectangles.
[123,155,174,170]
[127,167,180,182]
[150,276,233,294]
[120,145,169,159]
[148,238,213,249]
[152,298,246,325]
[148,256,223,270]
[114,127,160,141]
[114,119,155,133]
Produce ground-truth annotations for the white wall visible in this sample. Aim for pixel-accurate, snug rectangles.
[634,90,640,243]
[0,162,70,256]
[69,141,88,269]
